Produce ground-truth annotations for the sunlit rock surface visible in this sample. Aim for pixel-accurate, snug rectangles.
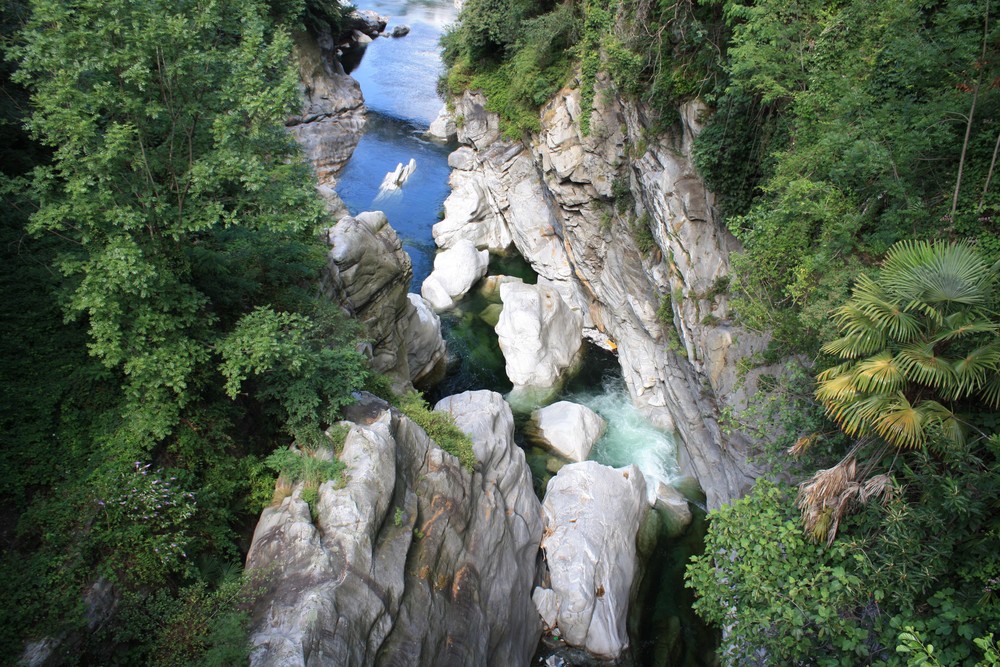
[442,78,786,508]
[533,461,648,658]
[526,401,606,462]
[495,282,583,398]
[247,392,543,667]
[421,239,489,311]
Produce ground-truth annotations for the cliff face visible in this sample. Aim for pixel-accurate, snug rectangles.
[288,30,366,216]
[247,392,543,667]
[442,78,780,508]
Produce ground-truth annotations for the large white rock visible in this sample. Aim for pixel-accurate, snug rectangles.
[247,393,544,666]
[427,104,458,142]
[527,401,606,462]
[533,461,648,658]
[432,169,513,253]
[421,239,489,311]
[495,281,583,393]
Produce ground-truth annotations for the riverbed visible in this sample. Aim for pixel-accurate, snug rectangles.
[334,2,715,663]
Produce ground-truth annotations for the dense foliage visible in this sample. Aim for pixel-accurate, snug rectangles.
[0,0,368,662]
[698,0,1000,354]
[688,242,1000,665]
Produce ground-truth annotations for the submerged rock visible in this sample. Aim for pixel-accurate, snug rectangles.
[427,104,458,142]
[526,401,606,462]
[421,239,490,311]
[533,461,648,659]
[247,392,543,666]
[390,24,411,38]
[495,281,582,398]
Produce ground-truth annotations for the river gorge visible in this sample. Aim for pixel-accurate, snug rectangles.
[245,0,773,663]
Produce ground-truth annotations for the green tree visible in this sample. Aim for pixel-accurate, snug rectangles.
[815,240,999,450]
[1,0,367,661]
[14,0,333,452]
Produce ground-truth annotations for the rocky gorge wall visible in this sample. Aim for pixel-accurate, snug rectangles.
[437,77,781,508]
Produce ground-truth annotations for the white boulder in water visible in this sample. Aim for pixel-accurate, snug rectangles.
[375,158,416,199]
[533,461,648,658]
[495,281,582,397]
[526,401,606,462]
[420,239,489,311]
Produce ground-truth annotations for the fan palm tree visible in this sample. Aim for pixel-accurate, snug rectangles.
[815,240,1000,449]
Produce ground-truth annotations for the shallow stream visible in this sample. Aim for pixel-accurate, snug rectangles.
[334,3,716,663]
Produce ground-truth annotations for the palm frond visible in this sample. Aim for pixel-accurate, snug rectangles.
[816,371,861,406]
[896,343,957,390]
[869,394,924,449]
[882,240,993,311]
[852,351,906,394]
[946,343,1000,400]
[980,371,1000,409]
[930,312,999,344]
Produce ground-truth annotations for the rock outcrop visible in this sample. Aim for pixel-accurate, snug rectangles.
[247,391,543,667]
[421,239,490,311]
[322,212,446,388]
[427,105,458,142]
[495,281,583,401]
[526,401,606,462]
[533,461,648,659]
[442,78,781,508]
[289,30,366,217]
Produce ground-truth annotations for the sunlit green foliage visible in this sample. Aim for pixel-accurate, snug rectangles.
[701,0,1000,352]
[395,391,478,472]
[816,241,999,449]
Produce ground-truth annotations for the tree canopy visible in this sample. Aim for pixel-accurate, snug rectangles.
[0,0,367,661]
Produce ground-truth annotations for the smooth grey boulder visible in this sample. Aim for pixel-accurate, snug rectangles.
[247,392,543,666]
[653,480,693,537]
[421,239,489,311]
[526,401,606,462]
[390,24,411,37]
[496,281,582,397]
[323,212,446,388]
[533,461,648,658]
[403,293,447,386]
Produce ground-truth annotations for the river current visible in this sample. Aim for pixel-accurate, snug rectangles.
[334,2,715,663]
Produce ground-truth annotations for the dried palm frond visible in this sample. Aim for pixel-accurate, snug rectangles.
[797,456,898,545]
[788,433,819,457]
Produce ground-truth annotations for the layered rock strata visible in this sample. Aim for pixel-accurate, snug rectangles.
[289,30,366,217]
[247,391,543,667]
[439,80,783,508]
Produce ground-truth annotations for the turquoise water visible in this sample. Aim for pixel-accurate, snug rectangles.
[334,0,715,661]
[565,372,681,502]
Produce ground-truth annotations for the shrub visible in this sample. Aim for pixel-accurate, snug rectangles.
[395,391,477,472]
